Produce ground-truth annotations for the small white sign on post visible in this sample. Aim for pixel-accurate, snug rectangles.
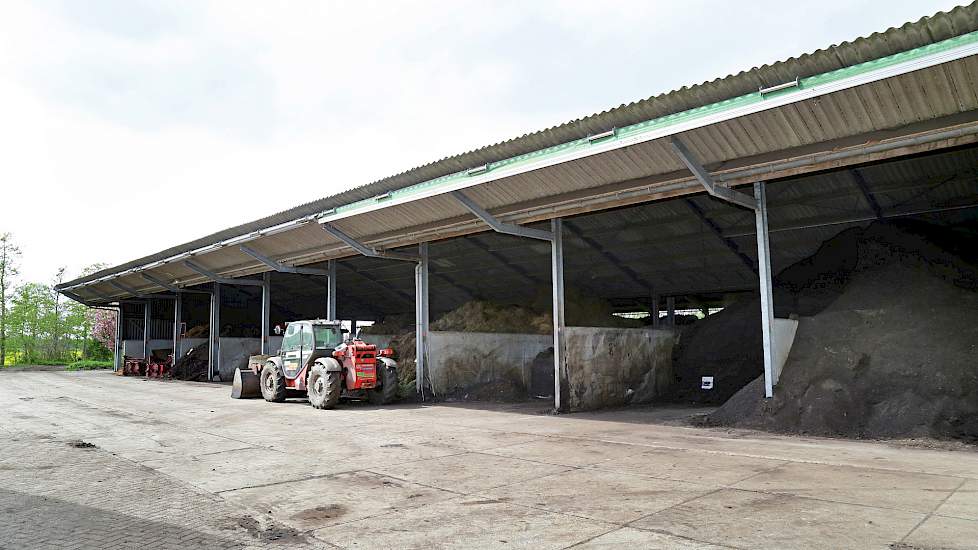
[701,376,714,390]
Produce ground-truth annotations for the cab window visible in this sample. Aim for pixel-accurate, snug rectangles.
[301,326,314,349]
[282,324,300,351]
[314,326,340,349]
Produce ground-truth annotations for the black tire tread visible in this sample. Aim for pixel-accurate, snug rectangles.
[260,362,287,403]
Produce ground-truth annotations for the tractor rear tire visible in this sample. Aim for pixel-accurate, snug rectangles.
[368,359,398,405]
[260,362,287,403]
[308,361,341,410]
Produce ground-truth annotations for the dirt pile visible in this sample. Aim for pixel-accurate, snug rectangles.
[666,297,763,404]
[169,343,210,381]
[705,220,978,441]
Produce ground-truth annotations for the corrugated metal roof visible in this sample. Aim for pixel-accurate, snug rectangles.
[60,2,978,299]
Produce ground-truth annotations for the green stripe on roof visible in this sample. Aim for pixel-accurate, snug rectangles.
[331,29,978,218]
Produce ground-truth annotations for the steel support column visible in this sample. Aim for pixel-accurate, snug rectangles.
[551,218,567,412]
[450,190,562,410]
[209,283,221,381]
[114,306,123,371]
[666,296,676,327]
[261,272,271,355]
[142,300,151,360]
[327,259,337,320]
[650,292,660,328]
[754,182,776,398]
[415,243,430,399]
[172,294,182,361]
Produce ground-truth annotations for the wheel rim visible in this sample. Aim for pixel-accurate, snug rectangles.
[314,377,325,396]
[264,373,274,392]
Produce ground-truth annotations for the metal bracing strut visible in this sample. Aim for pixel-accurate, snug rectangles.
[320,222,420,262]
[451,191,554,241]
[670,137,758,210]
[450,191,568,412]
[239,245,330,276]
[184,260,264,287]
[671,136,776,398]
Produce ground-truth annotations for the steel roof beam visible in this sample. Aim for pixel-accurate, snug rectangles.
[183,260,264,286]
[238,245,329,275]
[670,137,758,211]
[563,221,652,291]
[320,222,419,262]
[109,280,148,299]
[432,272,477,301]
[463,236,542,285]
[451,191,553,241]
[849,169,884,219]
[337,263,415,305]
[685,199,759,275]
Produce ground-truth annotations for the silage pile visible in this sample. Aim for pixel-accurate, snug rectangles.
[701,220,978,441]
[364,291,638,401]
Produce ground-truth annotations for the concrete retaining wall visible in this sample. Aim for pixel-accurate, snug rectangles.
[564,327,676,411]
[427,331,553,395]
[216,336,283,380]
[122,339,172,359]
[772,318,799,384]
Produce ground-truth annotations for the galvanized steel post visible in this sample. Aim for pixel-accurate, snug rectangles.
[650,291,659,328]
[327,259,337,320]
[209,283,221,381]
[551,218,567,412]
[415,243,430,398]
[754,182,776,398]
[172,294,182,361]
[261,272,271,355]
[142,300,151,360]
[114,306,123,371]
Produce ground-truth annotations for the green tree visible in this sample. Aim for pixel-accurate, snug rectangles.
[0,233,20,366]
[7,282,50,364]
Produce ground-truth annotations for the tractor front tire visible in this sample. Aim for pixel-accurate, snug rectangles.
[260,362,286,403]
[308,361,341,410]
[368,359,398,405]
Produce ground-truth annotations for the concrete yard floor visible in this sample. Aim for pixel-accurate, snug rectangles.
[2,371,978,549]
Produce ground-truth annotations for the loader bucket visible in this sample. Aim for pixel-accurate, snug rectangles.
[231,367,261,399]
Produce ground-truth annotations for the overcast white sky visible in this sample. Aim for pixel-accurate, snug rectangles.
[0,0,963,284]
